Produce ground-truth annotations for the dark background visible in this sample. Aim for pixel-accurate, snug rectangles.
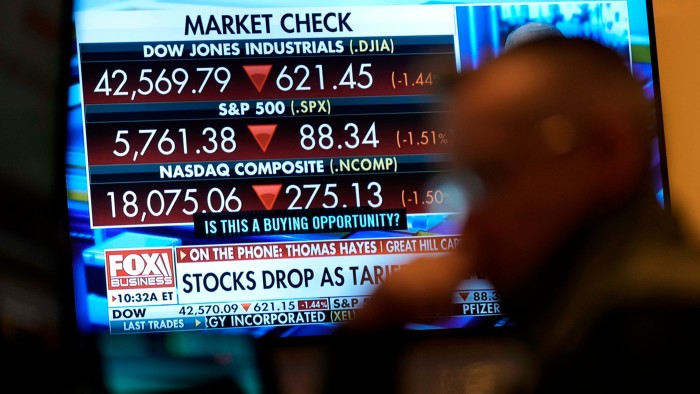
[0,0,65,347]
[0,0,102,391]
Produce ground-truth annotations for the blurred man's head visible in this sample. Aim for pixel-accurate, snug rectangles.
[504,21,564,51]
[449,37,653,293]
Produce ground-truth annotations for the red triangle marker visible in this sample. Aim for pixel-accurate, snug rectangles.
[252,184,282,211]
[241,303,251,312]
[112,295,117,302]
[459,292,470,301]
[243,65,272,93]
[248,124,278,152]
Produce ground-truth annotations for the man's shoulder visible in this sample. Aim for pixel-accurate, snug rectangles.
[533,197,700,355]
[532,240,700,393]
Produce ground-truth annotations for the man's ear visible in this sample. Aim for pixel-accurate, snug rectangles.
[584,107,647,202]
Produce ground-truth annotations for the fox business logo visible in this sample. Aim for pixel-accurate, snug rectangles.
[106,248,175,290]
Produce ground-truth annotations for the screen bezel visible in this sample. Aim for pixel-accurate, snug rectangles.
[645,0,672,211]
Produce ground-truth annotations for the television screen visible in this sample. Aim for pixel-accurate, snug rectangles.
[64,0,667,340]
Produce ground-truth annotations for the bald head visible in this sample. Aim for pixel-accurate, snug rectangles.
[504,22,564,51]
[460,38,649,140]
[451,37,653,186]
[450,37,656,292]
